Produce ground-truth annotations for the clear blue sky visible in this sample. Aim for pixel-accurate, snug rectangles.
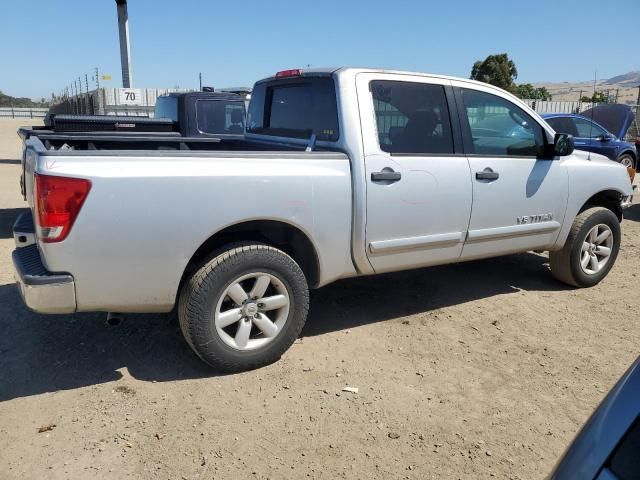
[2,0,638,99]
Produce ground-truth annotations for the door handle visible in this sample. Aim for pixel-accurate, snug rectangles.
[475,168,499,181]
[371,168,402,183]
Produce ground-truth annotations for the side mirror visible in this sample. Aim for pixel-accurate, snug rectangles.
[554,133,575,157]
[597,134,612,142]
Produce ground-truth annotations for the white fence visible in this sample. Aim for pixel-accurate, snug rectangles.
[0,107,49,118]
[49,87,195,117]
[522,100,597,114]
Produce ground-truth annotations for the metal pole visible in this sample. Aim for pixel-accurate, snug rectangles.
[85,73,89,93]
[116,0,133,88]
[199,72,202,91]
[95,67,100,89]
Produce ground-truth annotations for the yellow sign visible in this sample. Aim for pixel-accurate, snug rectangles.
[101,74,112,81]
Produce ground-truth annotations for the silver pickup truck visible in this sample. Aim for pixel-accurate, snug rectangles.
[13,67,634,371]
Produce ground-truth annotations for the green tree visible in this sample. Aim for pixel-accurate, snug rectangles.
[581,91,609,104]
[513,84,552,100]
[0,90,49,107]
[470,53,518,91]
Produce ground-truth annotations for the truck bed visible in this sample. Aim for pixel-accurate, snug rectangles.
[21,136,354,312]
[19,127,257,151]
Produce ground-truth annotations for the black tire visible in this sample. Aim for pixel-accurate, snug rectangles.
[549,207,621,287]
[178,244,309,372]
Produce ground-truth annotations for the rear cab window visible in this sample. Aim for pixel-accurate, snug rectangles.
[247,76,339,141]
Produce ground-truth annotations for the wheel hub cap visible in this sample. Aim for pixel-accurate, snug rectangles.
[242,302,259,317]
[580,223,614,275]
[213,272,290,351]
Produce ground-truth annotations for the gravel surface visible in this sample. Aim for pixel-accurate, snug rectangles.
[0,118,638,479]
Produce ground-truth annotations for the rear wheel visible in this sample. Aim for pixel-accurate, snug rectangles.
[549,207,621,287]
[178,244,309,372]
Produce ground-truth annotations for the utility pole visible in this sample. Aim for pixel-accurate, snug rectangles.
[115,0,133,88]
[199,72,202,91]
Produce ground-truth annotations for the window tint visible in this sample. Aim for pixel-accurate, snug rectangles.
[461,89,544,157]
[155,96,178,122]
[546,117,579,137]
[247,78,339,141]
[196,100,246,135]
[606,417,640,480]
[574,117,607,138]
[370,81,454,154]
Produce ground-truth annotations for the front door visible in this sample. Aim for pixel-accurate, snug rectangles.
[356,74,473,273]
[572,116,618,160]
[452,85,569,260]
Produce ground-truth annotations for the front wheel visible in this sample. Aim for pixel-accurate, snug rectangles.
[549,207,621,287]
[178,244,309,372]
[618,153,635,170]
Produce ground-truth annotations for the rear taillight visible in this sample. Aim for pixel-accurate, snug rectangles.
[35,174,91,243]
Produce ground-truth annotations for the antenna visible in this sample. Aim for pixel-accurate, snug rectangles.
[587,70,597,157]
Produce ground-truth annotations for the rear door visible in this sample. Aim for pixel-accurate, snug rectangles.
[452,83,568,260]
[356,73,473,273]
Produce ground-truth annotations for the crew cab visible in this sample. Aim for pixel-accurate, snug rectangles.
[12,68,634,372]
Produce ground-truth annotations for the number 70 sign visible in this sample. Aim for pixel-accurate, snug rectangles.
[118,88,143,106]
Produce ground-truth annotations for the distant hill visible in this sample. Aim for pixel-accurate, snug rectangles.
[0,91,49,108]
[604,71,640,86]
[533,71,639,105]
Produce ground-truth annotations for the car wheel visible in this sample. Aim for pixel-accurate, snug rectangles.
[549,207,621,287]
[618,153,635,170]
[178,243,309,372]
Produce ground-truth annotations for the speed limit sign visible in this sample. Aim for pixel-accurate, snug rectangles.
[118,88,142,106]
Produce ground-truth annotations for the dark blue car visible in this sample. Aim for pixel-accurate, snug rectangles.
[549,356,640,480]
[543,105,637,169]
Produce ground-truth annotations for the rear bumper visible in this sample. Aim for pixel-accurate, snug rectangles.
[12,213,76,314]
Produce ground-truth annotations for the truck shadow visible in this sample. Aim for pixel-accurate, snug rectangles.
[0,208,28,239]
[623,203,640,222]
[0,251,567,402]
[304,252,565,336]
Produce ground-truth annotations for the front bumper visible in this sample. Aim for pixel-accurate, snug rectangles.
[621,184,637,209]
[12,213,76,314]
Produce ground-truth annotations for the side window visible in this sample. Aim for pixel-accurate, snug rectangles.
[573,118,607,138]
[370,81,454,155]
[546,117,578,137]
[196,100,245,134]
[460,88,545,157]
[224,104,245,133]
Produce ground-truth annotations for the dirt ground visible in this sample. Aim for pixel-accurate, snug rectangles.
[0,117,638,479]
